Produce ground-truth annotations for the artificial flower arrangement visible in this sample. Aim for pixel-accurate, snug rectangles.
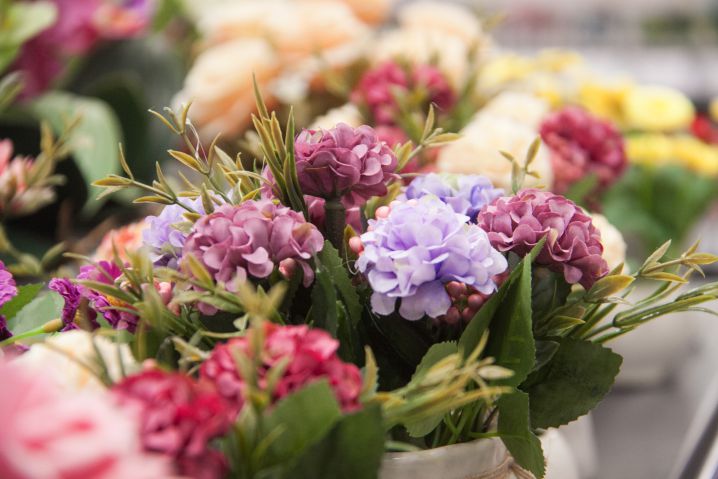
[2,85,718,479]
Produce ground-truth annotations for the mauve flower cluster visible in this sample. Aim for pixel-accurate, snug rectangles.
[0,361,171,479]
[294,123,398,206]
[476,189,609,289]
[112,368,232,479]
[0,261,17,342]
[356,196,508,321]
[143,197,205,268]
[400,173,503,221]
[13,0,154,98]
[540,106,627,195]
[183,200,324,292]
[201,323,363,414]
[350,61,456,125]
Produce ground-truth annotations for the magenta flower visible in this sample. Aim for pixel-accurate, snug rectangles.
[0,260,17,308]
[540,106,627,195]
[183,200,324,293]
[476,189,609,289]
[294,123,398,205]
[112,368,232,479]
[351,61,456,126]
[201,323,363,415]
[77,261,139,332]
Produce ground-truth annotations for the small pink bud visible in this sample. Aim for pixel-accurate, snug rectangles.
[446,281,467,298]
[461,307,475,321]
[375,206,391,219]
[348,236,364,254]
[279,258,297,279]
[467,294,484,309]
[444,306,461,325]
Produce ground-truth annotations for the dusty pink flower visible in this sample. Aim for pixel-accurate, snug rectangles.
[0,361,170,479]
[0,140,55,217]
[201,323,363,415]
[294,123,398,205]
[112,368,232,479]
[476,189,609,289]
[540,106,627,194]
[350,61,456,126]
[183,200,324,295]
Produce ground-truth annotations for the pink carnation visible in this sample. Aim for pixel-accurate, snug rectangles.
[201,323,363,415]
[0,361,170,479]
[112,368,232,479]
[183,200,324,296]
[294,123,398,205]
[476,189,609,289]
[540,106,627,195]
[351,61,456,126]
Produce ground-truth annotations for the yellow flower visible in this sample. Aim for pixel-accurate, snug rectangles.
[623,85,695,132]
[578,79,633,126]
[626,133,718,176]
[478,54,534,92]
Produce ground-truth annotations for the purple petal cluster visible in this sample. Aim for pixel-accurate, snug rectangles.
[49,278,85,330]
[356,197,508,320]
[294,123,398,205]
[0,261,17,308]
[77,261,139,332]
[143,198,205,268]
[476,189,609,289]
[400,173,503,220]
[183,200,324,292]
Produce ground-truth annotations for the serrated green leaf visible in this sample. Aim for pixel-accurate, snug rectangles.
[522,338,622,429]
[284,405,384,479]
[263,380,342,465]
[498,391,545,479]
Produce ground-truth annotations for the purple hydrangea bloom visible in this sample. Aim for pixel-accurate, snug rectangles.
[356,197,508,320]
[400,173,503,220]
[183,200,325,294]
[476,189,608,289]
[294,123,398,206]
[78,261,138,332]
[143,198,205,268]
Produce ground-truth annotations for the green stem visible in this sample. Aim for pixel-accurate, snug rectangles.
[0,318,63,347]
[324,198,346,255]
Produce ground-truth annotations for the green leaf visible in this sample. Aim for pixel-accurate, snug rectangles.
[484,251,535,387]
[498,391,545,479]
[404,341,459,437]
[0,1,57,71]
[459,239,545,359]
[263,380,342,465]
[310,260,338,337]
[2,283,43,326]
[531,268,571,323]
[11,291,63,335]
[316,241,361,327]
[30,92,121,214]
[284,405,385,479]
[522,338,622,429]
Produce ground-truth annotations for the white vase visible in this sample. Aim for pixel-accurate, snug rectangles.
[379,430,579,479]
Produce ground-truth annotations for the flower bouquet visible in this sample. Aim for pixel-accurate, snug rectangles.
[2,83,718,479]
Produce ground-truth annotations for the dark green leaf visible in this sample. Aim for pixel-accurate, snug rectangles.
[522,338,622,429]
[264,380,342,465]
[284,405,385,479]
[317,241,361,327]
[310,260,338,336]
[498,391,545,478]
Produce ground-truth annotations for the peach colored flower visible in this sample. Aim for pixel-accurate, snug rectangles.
[94,220,147,262]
